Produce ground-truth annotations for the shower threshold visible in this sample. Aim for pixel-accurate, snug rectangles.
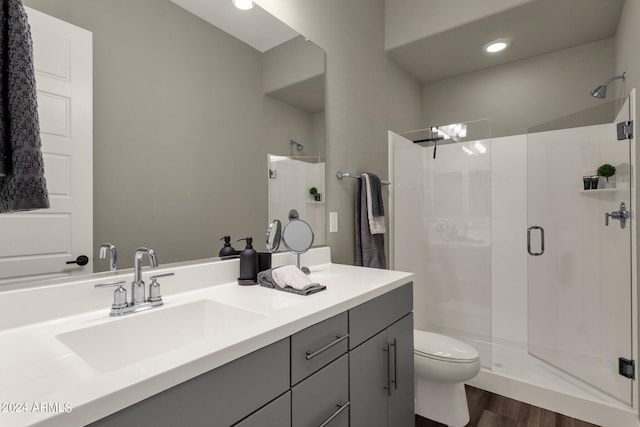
[467,342,637,427]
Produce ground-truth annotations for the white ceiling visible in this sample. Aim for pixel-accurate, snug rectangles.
[169,0,298,52]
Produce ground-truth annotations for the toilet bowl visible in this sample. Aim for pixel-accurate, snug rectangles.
[414,329,481,427]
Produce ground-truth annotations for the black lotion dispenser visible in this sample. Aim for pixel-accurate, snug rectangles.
[237,237,258,285]
[218,235,237,258]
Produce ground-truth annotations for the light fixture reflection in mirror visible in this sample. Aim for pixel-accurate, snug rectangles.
[268,154,325,247]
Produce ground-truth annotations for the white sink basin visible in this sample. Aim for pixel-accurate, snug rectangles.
[56,300,266,372]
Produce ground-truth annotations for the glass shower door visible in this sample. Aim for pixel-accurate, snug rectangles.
[527,96,634,405]
[390,119,493,368]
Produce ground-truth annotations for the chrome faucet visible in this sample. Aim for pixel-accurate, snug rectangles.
[132,247,158,305]
[98,242,118,272]
[95,247,174,316]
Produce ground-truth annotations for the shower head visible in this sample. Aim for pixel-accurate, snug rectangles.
[590,72,625,99]
[289,140,304,152]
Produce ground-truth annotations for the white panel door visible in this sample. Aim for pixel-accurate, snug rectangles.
[0,8,92,284]
[527,97,634,404]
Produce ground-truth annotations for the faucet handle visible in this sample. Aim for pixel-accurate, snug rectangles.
[150,272,175,280]
[95,280,127,309]
[148,272,174,303]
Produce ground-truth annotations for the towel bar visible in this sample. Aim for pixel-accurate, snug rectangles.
[336,171,391,186]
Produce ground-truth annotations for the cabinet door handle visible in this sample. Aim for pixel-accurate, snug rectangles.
[383,342,392,396]
[305,334,349,360]
[318,401,350,427]
[391,338,398,390]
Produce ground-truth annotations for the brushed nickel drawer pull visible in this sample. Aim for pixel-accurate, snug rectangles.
[391,338,398,389]
[305,334,349,360]
[383,342,392,396]
[318,401,350,427]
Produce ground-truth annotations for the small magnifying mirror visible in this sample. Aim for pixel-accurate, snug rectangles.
[282,219,314,274]
[266,219,282,252]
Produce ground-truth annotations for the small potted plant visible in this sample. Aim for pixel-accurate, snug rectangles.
[309,187,321,202]
[597,163,616,189]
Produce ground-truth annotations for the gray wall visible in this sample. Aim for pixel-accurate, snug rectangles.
[257,0,423,264]
[29,0,630,268]
[263,36,324,93]
[615,0,640,97]
[24,0,320,269]
[421,38,615,137]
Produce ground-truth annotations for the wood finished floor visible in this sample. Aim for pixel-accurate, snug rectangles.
[415,385,600,427]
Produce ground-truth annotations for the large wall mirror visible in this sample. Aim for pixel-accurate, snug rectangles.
[14,0,325,282]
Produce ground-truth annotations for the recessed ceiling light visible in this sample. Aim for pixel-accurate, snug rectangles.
[232,0,254,10]
[483,39,510,53]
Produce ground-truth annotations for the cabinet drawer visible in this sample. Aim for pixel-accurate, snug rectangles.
[292,354,349,427]
[89,338,290,427]
[291,311,348,385]
[233,391,291,427]
[349,283,412,349]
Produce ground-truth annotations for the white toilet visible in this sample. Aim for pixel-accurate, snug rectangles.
[414,329,481,427]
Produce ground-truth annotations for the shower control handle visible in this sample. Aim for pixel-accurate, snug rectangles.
[605,202,630,229]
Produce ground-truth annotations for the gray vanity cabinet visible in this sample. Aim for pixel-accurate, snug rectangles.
[88,338,290,427]
[349,327,389,426]
[89,282,413,427]
[292,354,349,427]
[232,391,291,427]
[290,312,348,385]
[386,314,415,427]
[349,283,414,427]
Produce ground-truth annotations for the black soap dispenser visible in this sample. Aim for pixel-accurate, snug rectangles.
[237,237,258,286]
[219,235,238,258]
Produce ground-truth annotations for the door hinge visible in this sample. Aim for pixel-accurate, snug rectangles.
[619,357,635,379]
[268,168,277,179]
[617,120,633,140]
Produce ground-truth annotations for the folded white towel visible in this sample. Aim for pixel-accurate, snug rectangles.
[272,265,321,291]
[363,173,385,234]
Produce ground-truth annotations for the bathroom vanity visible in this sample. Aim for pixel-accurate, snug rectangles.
[0,248,413,427]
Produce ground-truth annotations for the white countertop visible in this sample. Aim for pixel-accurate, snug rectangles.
[0,248,413,426]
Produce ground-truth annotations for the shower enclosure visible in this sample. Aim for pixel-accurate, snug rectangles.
[389,90,637,425]
[267,155,326,246]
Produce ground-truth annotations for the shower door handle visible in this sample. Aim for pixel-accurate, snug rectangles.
[527,226,544,256]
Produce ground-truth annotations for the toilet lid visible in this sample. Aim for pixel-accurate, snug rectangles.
[414,330,479,362]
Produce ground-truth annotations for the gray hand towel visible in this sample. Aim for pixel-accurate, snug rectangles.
[355,176,386,269]
[364,172,384,217]
[0,0,49,212]
[257,268,326,296]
